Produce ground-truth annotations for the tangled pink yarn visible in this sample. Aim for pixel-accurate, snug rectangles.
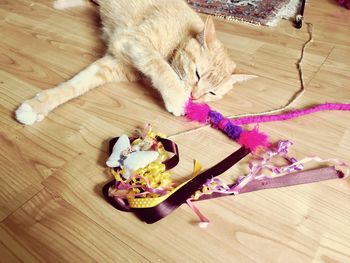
[338,0,350,9]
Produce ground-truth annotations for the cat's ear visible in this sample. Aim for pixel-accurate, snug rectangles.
[231,74,258,85]
[203,16,216,48]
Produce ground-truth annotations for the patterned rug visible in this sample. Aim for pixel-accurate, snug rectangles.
[187,0,301,26]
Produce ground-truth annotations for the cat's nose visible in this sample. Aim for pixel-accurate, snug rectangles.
[191,89,201,100]
[191,94,204,103]
[190,91,196,99]
[191,93,200,101]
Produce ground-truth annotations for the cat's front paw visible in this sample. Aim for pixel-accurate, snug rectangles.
[164,96,187,116]
[16,102,46,125]
[16,93,51,125]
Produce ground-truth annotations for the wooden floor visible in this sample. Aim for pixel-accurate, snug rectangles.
[1,0,350,262]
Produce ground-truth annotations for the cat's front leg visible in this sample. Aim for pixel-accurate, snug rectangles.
[115,39,190,116]
[16,54,135,125]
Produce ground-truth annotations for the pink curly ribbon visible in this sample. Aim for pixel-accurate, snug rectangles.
[188,166,344,226]
[186,199,210,228]
[191,140,301,199]
[188,140,348,225]
[233,103,350,125]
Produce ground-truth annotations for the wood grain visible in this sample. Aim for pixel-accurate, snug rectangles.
[0,189,147,262]
[1,0,350,262]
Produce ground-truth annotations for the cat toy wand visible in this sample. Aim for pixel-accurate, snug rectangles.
[295,0,306,29]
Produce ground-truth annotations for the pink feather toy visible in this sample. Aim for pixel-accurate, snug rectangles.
[185,100,270,152]
[185,100,350,152]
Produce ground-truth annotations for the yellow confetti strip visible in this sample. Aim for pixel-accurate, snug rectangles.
[133,162,172,190]
[128,160,202,208]
[192,181,219,201]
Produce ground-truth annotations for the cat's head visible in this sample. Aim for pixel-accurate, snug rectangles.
[171,17,256,102]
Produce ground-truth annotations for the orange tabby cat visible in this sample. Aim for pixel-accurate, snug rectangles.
[16,0,256,125]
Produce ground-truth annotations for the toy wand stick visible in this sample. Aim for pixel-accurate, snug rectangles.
[295,0,306,28]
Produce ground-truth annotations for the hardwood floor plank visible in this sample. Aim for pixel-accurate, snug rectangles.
[0,128,48,221]
[1,189,148,262]
[0,226,39,263]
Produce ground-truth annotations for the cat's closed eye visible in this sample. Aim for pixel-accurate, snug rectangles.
[209,91,216,95]
[195,69,200,80]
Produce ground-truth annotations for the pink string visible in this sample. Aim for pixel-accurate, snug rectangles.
[186,199,210,228]
[233,103,350,125]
